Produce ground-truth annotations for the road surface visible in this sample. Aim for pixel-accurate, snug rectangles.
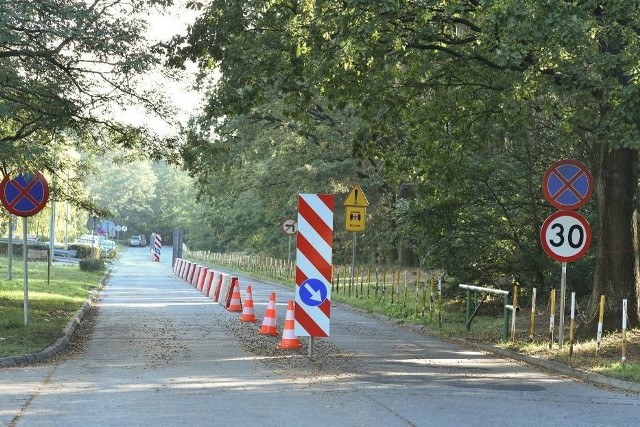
[1,247,639,426]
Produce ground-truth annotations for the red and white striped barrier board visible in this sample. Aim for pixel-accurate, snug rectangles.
[151,233,162,262]
[217,274,231,306]
[197,267,208,292]
[210,271,222,301]
[182,261,191,281]
[187,263,196,284]
[191,265,201,287]
[294,193,334,337]
[203,270,215,297]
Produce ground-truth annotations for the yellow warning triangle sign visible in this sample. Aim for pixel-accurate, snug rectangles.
[344,184,369,207]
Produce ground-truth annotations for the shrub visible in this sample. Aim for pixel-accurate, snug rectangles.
[0,240,49,256]
[79,258,105,271]
[68,243,101,259]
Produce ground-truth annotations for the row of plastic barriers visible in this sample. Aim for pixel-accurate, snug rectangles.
[172,258,302,350]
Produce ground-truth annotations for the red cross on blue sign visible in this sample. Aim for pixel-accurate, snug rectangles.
[0,172,50,217]
[542,159,593,211]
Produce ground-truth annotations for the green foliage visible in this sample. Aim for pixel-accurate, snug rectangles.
[84,155,158,236]
[0,0,180,181]
[79,258,105,272]
[170,0,640,322]
[81,155,202,245]
[68,244,100,260]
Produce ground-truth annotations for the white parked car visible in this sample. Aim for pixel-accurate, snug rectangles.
[129,236,143,247]
[100,239,116,251]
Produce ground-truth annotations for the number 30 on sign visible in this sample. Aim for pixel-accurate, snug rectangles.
[540,210,592,262]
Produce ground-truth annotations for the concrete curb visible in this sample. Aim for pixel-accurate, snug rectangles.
[0,288,100,367]
[474,342,640,394]
[401,322,640,394]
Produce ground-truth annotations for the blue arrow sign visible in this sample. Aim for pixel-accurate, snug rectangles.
[299,278,328,307]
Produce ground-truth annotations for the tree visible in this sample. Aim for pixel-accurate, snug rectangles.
[180,95,364,256]
[297,0,640,326]
[151,160,200,244]
[1,0,180,183]
[174,1,640,327]
[83,154,158,235]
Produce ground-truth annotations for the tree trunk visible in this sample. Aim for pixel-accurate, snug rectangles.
[587,145,639,330]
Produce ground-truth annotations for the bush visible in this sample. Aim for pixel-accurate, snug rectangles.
[0,240,48,256]
[79,258,105,271]
[68,243,101,259]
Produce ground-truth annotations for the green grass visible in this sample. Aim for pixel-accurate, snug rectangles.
[0,257,105,357]
[593,362,640,381]
[500,329,640,382]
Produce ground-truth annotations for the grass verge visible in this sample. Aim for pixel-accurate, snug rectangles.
[0,256,105,357]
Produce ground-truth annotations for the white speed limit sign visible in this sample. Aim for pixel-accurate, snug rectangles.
[540,211,592,262]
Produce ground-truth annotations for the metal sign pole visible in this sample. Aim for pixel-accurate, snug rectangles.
[49,200,56,267]
[350,232,356,297]
[7,215,13,280]
[558,262,567,348]
[22,217,29,326]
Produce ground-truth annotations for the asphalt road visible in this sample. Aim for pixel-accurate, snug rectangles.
[1,247,639,427]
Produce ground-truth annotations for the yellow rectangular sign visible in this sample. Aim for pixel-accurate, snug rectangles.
[345,206,366,232]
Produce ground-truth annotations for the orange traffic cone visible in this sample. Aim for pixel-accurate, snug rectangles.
[240,286,257,322]
[278,300,302,350]
[258,292,278,336]
[227,279,243,312]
